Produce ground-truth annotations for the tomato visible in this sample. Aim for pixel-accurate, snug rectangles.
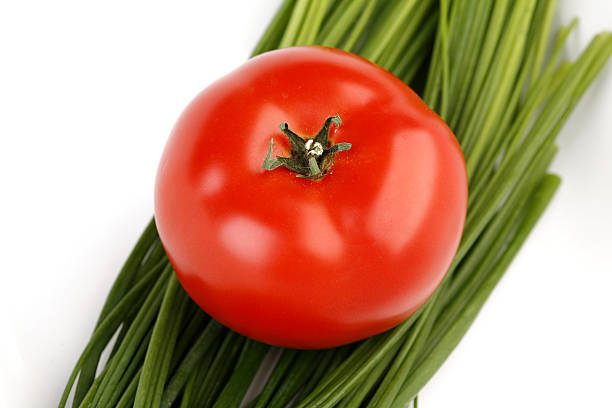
[155,46,467,349]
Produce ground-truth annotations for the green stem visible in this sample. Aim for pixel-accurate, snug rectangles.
[262,116,350,180]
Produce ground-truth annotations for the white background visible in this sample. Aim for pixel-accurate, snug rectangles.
[1,1,611,407]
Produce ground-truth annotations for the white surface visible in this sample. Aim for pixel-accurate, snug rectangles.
[0,1,611,407]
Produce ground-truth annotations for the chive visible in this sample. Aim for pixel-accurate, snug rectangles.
[445,0,492,126]
[422,19,442,111]
[108,240,167,360]
[72,219,158,405]
[178,368,197,408]
[294,348,339,404]
[266,350,323,408]
[468,0,557,183]
[470,61,572,206]
[115,368,141,408]
[193,331,245,407]
[252,0,296,56]
[337,342,399,408]
[415,145,557,380]
[76,364,107,408]
[318,0,366,48]
[376,0,434,70]
[294,0,330,45]
[161,319,225,407]
[342,0,378,52]
[450,0,511,138]
[104,328,155,407]
[390,11,437,79]
[59,259,168,407]
[212,340,270,407]
[359,0,418,62]
[467,8,552,197]
[437,0,450,120]
[522,18,578,104]
[180,336,222,408]
[401,49,431,86]
[527,0,558,91]
[134,274,191,408]
[167,305,209,372]
[278,0,310,48]
[390,175,561,407]
[303,347,373,406]
[296,310,423,407]
[461,0,537,171]
[141,236,166,268]
[245,395,261,408]
[446,142,557,305]
[462,34,612,268]
[367,292,442,407]
[95,219,158,322]
[252,349,298,408]
[296,339,379,406]
[89,265,172,407]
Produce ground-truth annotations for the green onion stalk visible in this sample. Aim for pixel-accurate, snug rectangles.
[59,1,612,407]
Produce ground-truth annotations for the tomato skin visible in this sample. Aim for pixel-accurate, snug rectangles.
[155,46,467,349]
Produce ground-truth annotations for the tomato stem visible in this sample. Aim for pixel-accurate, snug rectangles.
[261,115,351,180]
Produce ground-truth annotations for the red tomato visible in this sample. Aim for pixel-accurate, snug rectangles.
[155,46,467,349]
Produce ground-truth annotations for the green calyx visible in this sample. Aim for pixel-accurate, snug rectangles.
[261,115,352,180]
